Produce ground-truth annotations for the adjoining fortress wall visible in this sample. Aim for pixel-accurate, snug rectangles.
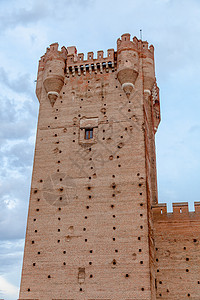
[153,202,200,299]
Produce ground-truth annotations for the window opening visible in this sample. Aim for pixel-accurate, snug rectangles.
[85,128,93,140]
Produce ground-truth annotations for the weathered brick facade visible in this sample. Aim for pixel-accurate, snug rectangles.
[19,34,200,300]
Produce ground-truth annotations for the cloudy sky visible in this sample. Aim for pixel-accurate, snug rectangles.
[0,0,200,299]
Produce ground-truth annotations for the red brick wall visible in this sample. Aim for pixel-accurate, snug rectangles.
[19,34,160,300]
[153,203,200,299]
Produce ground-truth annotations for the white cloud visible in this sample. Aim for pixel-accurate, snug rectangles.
[3,196,18,210]
[0,276,19,300]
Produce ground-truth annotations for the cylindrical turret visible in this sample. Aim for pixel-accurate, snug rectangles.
[142,42,155,93]
[36,56,45,102]
[117,34,139,98]
[42,43,67,106]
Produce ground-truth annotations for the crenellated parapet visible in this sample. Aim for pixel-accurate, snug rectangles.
[117,33,154,58]
[65,46,115,77]
[152,202,200,222]
[36,34,158,110]
[38,43,67,68]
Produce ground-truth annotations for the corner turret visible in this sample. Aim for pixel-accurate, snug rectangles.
[117,34,139,98]
[116,33,156,98]
[36,43,67,106]
[141,41,155,93]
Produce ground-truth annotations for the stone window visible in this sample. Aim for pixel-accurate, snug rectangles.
[79,117,98,144]
[85,128,93,140]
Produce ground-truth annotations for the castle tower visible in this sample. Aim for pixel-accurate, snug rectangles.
[19,34,161,300]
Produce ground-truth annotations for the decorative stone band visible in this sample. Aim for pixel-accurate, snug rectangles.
[47,91,59,99]
[80,117,98,129]
[122,82,134,90]
[151,82,159,104]
[47,91,59,107]
[121,82,134,98]
[144,89,151,95]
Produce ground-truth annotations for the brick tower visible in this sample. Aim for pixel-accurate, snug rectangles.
[19,33,160,299]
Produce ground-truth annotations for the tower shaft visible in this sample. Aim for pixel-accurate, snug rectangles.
[19,34,160,300]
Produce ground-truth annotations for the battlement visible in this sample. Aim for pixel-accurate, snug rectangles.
[37,33,155,79]
[67,47,115,64]
[36,33,158,104]
[117,33,154,59]
[66,47,115,77]
[152,201,200,221]
[38,43,67,71]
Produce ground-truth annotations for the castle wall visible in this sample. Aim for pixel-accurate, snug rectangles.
[153,202,200,300]
[19,34,159,300]
[18,33,200,300]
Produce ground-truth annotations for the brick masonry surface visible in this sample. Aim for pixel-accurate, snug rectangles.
[19,34,200,300]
